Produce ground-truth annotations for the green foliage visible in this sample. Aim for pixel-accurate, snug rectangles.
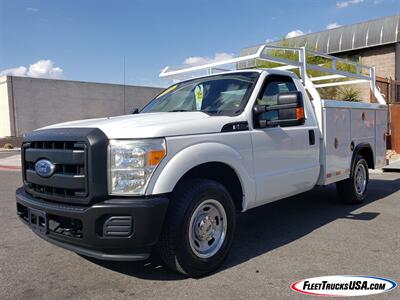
[3,143,14,149]
[336,86,362,102]
[318,86,338,100]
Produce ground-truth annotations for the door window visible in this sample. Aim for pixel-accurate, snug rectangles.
[256,76,297,123]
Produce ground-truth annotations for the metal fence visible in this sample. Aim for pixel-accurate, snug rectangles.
[375,77,400,103]
[390,80,400,103]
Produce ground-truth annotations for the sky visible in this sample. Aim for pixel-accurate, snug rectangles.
[1,0,399,87]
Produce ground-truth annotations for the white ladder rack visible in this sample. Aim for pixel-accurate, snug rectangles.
[159,44,386,105]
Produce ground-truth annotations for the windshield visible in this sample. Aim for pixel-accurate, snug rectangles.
[141,72,260,116]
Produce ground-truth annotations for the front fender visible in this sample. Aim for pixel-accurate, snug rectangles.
[145,142,256,211]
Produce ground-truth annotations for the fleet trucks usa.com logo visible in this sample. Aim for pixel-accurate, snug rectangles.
[291,275,397,297]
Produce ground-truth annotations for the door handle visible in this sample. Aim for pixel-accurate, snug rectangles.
[308,130,315,145]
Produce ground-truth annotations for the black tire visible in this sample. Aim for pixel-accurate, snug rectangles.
[336,155,369,204]
[156,178,236,278]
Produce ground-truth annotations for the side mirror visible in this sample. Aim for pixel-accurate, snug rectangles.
[254,91,305,128]
[129,108,139,114]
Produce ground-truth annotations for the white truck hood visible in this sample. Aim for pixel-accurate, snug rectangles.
[39,112,234,139]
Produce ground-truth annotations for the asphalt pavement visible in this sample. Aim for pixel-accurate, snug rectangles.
[0,170,399,299]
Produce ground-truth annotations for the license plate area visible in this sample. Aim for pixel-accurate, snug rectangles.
[28,208,48,234]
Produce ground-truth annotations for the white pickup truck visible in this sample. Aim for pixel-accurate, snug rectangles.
[16,45,387,277]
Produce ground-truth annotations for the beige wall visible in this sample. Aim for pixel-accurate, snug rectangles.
[0,76,11,137]
[360,45,396,102]
[360,45,396,79]
[347,45,396,102]
[1,76,163,137]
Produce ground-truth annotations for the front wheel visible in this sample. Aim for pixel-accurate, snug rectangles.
[156,179,236,277]
[336,155,369,204]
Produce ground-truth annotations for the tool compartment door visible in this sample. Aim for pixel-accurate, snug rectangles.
[323,102,351,185]
[321,100,388,185]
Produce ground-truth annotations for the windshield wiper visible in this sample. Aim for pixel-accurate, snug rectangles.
[168,109,190,112]
[204,110,224,115]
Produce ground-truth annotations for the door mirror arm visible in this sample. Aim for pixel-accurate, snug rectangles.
[253,105,267,116]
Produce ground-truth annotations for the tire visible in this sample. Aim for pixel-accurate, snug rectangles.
[156,178,236,278]
[336,155,369,204]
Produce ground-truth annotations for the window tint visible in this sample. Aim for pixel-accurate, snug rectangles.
[256,77,297,123]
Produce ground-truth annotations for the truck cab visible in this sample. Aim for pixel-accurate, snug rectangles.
[16,45,387,277]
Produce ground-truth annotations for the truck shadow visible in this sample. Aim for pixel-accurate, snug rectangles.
[82,177,400,281]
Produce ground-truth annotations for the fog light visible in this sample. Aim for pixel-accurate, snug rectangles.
[103,216,133,237]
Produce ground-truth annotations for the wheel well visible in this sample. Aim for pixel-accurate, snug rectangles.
[356,146,374,169]
[175,162,243,212]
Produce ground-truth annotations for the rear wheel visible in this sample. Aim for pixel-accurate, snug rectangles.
[156,179,236,278]
[336,155,369,204]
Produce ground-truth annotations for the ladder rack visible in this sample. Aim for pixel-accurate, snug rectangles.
[159,44,386,105]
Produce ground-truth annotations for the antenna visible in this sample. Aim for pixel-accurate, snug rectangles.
[123,55,126,114]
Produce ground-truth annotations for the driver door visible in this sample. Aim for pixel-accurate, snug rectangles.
[251,75,320,206]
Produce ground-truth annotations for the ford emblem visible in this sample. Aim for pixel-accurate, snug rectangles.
[35,159,55,178]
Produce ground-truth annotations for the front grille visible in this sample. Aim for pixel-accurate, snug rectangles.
[23,141,88,202]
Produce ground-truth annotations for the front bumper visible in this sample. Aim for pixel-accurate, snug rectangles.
[16,188,169,261]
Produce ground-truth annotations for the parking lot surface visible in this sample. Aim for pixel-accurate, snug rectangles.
[1,170,399,299]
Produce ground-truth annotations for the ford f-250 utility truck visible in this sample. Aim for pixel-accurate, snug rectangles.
[16,45,387,277]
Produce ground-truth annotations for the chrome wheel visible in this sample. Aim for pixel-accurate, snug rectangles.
[188,199,227,259]
[354,161,367,195]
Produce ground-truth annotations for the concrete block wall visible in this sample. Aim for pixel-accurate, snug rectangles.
[360,45,396,79]
[358,45,396,102]
[1,76,163,137]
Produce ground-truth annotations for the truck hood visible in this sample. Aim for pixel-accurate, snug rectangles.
[39,112,235,139]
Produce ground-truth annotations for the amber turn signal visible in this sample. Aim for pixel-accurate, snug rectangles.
[148,150,166,166]
[296,107,305,120]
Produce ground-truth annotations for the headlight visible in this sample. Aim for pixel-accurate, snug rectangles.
[108,139,166,195]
